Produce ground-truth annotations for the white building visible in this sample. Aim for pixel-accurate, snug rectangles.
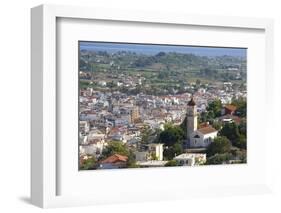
[117,82,123,87]
[98,81,107,87]
[111,132,127,143]
[80,112,97,121]
[174,153,207,166]
[135,143,164,161]
[190,127,218,147]
[79,140,105,156]
[143,119,165,130]
[186,97,218,148]
[88,130,105,141]
[147,143,164,161]
[79,134,88,145]
[80,121,90,133]
[135,151,148,161]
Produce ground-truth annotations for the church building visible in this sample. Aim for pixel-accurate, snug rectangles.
[186,97,218,148]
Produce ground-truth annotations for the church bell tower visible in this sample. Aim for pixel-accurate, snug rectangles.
[186,96,198,140]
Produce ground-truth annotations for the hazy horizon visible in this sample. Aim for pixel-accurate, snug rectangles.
[80,41,247,58]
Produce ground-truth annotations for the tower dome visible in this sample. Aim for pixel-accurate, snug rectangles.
[188,96,196,106]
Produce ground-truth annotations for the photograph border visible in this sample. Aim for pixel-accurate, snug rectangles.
[31,4,274,208]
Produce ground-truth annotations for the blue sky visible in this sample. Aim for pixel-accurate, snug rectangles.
[79,41,246,58]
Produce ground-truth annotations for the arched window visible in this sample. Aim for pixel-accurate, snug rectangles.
[194,135,200,138]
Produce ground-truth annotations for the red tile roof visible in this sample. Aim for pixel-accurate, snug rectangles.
[224,104,237,112]
[197,126,217,135]
[198,122,210,129]
[101,154,128,164]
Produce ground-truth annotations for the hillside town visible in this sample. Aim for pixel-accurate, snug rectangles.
[79,78,247,169]
[79,42,247,170]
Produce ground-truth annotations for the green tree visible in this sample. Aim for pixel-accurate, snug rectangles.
[231,148,247,163]
[173,143,183,155]
[220,122,247,149]
[219,122,240,143]
[206,136,231,157]
[159,125,185,147]
[232,97,247,117]
[80,156,97,170]
[207,111,215,120]
[207,99,222,118]
[163,143,183,160]
[239,118,247,136]
[102,141,130,158]
[102,141,138,168]
[163,147,175,160]
[180,116,187,137]
[141,126,153,145]
[206,153,232,165]
[212,121,222,130]
[198,111,207,123]
[127,150,139,168]
[234,135,247,149]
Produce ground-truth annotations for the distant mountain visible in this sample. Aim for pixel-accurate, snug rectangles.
[80,50,246,77]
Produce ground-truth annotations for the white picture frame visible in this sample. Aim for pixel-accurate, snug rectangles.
[31,4,274,208]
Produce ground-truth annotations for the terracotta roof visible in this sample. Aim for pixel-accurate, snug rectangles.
[187,97,196,106]
[101,154,128,164]
[197,126,217,135]
[198,122,210,129]
[224,104,237,111]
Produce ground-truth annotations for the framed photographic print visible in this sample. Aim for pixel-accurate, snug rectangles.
[31,4,274,208]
